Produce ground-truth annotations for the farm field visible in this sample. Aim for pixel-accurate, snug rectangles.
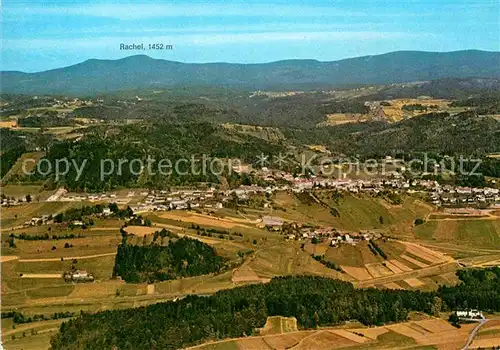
[471,320,500,348]
[379,98,456,122]
[414,218,500,249]
[1,187,500,349]
[320,113,367,126]
[272,191,431,236]
[0,192,485,318]
[187,315,484,350]
[0,201,91,229]
[0,184,45,198]
[1,202,282,322]
[318,98,463,125]
[2,319,67,350]
[303,236,458,290]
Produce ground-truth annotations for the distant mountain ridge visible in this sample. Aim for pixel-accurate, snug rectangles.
[1,50,499,95]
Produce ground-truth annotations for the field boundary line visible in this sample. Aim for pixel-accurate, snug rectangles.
[18,252,116,263]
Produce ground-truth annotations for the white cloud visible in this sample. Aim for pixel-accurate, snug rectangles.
[3,3,415,20]
[183,31,417,45]
[3,31,421,50]
[27,22,392,37]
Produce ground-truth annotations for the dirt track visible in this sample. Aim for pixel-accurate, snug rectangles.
[1,255,19,262]
[18,252,116,263]
[2,319,67,337]
[21,273,62,279]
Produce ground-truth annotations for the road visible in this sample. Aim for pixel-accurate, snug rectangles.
[461,319,489,350]
[17,252,116,263]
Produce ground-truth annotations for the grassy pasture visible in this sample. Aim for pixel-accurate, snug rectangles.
[0,184,44,198]
[7,236,119,259]
[272,192,432,235]
[414,219,500,248]
[1,201,90,228]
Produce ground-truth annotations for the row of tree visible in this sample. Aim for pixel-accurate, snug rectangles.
[8,233,83,241]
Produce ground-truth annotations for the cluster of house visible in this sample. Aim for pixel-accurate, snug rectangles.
[328,232,380,247]
[63,270,94,283]
[24,215,51,226]
[5,163,499,216]
[285,176,423,194]
[130,188,220,213]
[453,309,485,320]
[51,97,93,109]
[268,175,500,209]
[429,184,500,206]
[270,217,380,245]
[2,177,405,209]
[1,196,28,207]
[59,192,125,203]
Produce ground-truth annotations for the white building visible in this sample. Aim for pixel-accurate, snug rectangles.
[455,309,484,319]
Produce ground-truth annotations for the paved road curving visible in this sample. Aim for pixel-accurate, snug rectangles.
[461,319,489,350]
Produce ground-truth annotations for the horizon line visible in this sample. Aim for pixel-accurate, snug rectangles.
[3,49,498,74]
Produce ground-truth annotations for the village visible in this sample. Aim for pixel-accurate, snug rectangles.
[4,167,500,228]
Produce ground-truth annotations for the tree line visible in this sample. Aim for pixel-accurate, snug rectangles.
[8,233,83,241]
[50,267,500,350]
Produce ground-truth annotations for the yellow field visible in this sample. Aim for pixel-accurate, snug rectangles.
[380,98,452,122]
[123,225,158,236]
[340,266,373,281]
[0,119,18,128]
[159,211,255,229]
[364,263,393,278]
[382,282,404,290]
[471,320,500,348]
[400,254,429,268]
[320,113,367,126]
[403,278,425,287]
[232,265,270,284]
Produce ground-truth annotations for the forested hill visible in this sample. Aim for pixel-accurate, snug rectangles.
[49,268,500,350]
[2,50,499,94]
[2,110,499,191]
[283,111,500,157]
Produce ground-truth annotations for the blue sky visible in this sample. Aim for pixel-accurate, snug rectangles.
[2,0,499,72]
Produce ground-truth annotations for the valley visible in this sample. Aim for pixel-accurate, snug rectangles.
[1,47,500,350]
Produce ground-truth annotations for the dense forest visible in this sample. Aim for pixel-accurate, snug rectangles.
[0,127,54,179]
[438,268,500,311]
[2,90,499,189]
[0,132,26,178]
[21,121,285,191]
[113,236,226,283]
[283,111,500,157]
[3,109,499,190]
[450,92,500,114]
[18,112,76,128]
[50,268,500,350]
